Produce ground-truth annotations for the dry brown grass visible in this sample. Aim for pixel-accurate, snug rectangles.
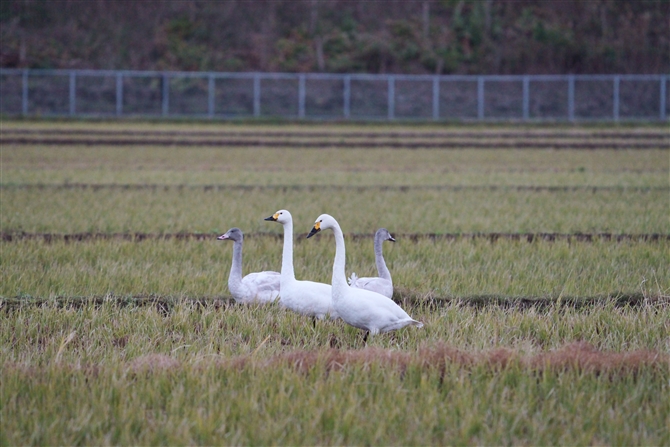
[208,341,667,377]
[10,342,659,377]
[129,354,181,373]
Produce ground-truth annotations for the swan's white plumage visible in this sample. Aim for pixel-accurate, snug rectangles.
[348,272,393,299]
[265,209,338,320]
[218,228,280,304]
[307,214,422,337]
[348,228,395,298]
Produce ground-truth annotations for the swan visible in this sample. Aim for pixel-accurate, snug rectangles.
[307,214,423,341]
[265,210,338,320]
[217,228,281,304]
[348,228,395,299]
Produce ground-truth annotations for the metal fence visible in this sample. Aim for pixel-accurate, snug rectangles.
[1,69,667,122]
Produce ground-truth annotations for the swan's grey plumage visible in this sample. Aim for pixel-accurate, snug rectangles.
[307,214,422,339]
[265,209,338,320]
[348,228,395,298]
[217,228,281,304]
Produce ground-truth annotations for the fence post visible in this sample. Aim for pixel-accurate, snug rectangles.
[162,73,169,116]
[208,74,215,118]
[22,69,28,116]
[116,73,123,116]
[253,73,261,117]
[613,75,620,122]
[343,75,351,119]
[388,75,395,120]
[567,75,575,122]
[432,76,439,120]
[477,76,484,120]
[522,75,530,121]
[69,71,76,116]
[660,76,667,121]
[298,74,306,119]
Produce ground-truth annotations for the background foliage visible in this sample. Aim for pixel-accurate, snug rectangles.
[1,0,668,74]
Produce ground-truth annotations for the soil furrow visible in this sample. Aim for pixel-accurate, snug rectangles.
[2,183,666,192]
[1,137,667,149]
[2,128,668,140]
[2,231,667,243]
[1,292,667,310]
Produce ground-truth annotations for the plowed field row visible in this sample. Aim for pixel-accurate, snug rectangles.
[2,136,664,149]
[2,292,667,310]
[3,128,668,140]
[3,231,667,243]
[2,183,665,192]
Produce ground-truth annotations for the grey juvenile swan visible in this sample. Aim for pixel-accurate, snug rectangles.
[217,228,281,304]
[348,228,395,299]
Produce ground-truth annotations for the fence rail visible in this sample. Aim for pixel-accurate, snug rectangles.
[1,69,667,122]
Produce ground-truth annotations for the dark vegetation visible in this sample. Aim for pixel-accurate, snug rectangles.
[1,0,668,74]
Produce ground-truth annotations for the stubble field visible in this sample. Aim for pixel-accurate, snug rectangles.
[1,121,669,445]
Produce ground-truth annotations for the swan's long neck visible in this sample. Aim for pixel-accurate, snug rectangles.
[374,232,391,281]
[228,239,244,287]
[331,222,349,290]
[281,220,295,280]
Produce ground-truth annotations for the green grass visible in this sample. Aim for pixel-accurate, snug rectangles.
[1,121,669,445]
[3,354,667,445]
[3,144,667,176]
[1,238,667,301]
[2,187,667,234]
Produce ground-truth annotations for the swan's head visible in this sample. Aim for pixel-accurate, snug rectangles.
[377,228,396,242]
[264,209,292,225]
[307,214,335,238]
[217,227,243,242]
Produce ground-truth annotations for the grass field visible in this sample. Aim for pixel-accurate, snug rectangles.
[1,121,669,445]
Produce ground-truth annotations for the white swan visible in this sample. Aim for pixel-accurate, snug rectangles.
[348,228,395,298]
[307,214,423,340]
[265,210,338,320]
[217,228,281,304]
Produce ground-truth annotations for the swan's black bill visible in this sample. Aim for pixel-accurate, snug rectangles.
[264,215,277,222]
[306,226,320,238]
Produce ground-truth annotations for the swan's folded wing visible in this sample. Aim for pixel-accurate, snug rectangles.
[350,276,393,299]
[243,271,281,300]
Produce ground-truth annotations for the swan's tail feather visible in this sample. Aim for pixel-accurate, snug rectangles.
[348,272,359,286]
[410,319,424,328]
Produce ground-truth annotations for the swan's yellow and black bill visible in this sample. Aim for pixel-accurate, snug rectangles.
[306,222,321,238]
[264,213,279,222]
